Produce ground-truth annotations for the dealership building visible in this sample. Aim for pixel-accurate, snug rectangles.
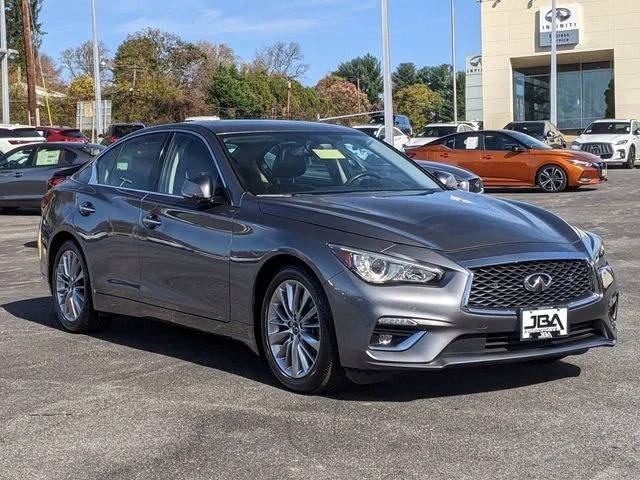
[475,0,640,132]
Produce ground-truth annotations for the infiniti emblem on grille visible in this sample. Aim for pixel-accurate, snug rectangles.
[523,273,553,293]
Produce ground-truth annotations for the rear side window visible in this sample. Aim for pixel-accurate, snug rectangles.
[106,133,167,190]
[60,129,85,138]
[157,133,217,195]
[34,147,63,167]
[0,128,40,138]
[453,133,483,150]
[0,147,34,169]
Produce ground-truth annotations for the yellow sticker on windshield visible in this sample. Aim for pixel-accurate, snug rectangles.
[312,148,345,159]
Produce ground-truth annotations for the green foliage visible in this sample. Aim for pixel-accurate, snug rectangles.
[333,54,383,105]
[5,0,44,73]
[67,75,94,101]
[315,75,370,124]
[393,84,443,131]
[392,62,418,91]
[414,64,466,122]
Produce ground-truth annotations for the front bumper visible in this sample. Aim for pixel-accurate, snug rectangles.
[327,256,618,372]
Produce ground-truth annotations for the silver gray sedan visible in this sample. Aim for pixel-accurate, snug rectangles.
[39,120,619,393]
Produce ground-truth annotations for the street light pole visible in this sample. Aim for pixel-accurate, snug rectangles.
[550,0,557,125]
[90,0,103,137]
[451,0,458,122]
[0,0,9,124]
[380,0,393,144]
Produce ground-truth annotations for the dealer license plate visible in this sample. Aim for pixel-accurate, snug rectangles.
[520,307,568,341]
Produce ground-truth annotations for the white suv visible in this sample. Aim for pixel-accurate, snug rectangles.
[0,124,45,154]
[403,122,476,151]
[571,119,640,169]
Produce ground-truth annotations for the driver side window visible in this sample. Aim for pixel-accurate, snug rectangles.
[483,133,520,151]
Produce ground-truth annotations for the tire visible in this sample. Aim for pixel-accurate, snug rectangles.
[537,165,568,193]
[52,240,104,333]
[626,146,636,169]
[260,267,345,393]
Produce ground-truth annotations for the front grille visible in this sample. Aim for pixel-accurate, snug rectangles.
[441,320,604,356]
[581,143,613,157]
[467,260,595,310]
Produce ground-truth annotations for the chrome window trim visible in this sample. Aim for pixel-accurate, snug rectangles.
[88,128,228,194]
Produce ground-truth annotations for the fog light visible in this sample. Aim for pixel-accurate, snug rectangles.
[598,265,615,289]
[617,150,626,159]
[377,334,393,346]
[377,317,418,327]
[580,177,592,183]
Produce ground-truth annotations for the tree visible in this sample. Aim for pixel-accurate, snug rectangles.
[60,40,110,82]
[207,65,262,118]
[36,53,64,91]
[416,64,465,122]
[186,41,236,116]
[315,75,370,121]
[392,62,418,91]
[5,0,44,72]
[67,75,94,101]
[393,84,442,131]
[253,41,309,80]
[333,54,383,105]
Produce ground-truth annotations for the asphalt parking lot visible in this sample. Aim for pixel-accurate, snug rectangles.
[1,169,639,480]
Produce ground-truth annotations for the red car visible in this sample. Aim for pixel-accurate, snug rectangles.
[36,126,89,143]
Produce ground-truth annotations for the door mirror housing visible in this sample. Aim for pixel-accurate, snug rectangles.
[182,174,227,206]
[634,129,640,136]
[511,145,526,153]
[434,170,458,189]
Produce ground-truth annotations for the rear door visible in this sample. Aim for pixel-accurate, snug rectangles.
[480,132,530,185]
[76,132,170,302]
[435,132,484,174]
[0,146,36,203]
[138,131,234,322]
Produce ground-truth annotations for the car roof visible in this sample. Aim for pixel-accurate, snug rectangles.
[36,126,77,130]
[111,122,145,126]
[592,119,634,123]
[175,119,357,135]
[0,124,39,130]
[508,120,546,124]
[36,142,104,150]
[424,123,461,127]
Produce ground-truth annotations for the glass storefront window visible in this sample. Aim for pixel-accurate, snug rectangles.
[513,62,613,130]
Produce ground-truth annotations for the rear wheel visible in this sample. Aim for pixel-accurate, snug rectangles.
[537,165,567,192]
[626,146,636,169]
[260,267,345,393]
[52,241,103,333]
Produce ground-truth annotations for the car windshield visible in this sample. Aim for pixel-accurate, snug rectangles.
[417,126,457,138]
[507,122,544,136]
[506,131,552,150]
[221,131,441,196]
[0,127,39,138]
[583,122,630,135]
[112,125,143,137]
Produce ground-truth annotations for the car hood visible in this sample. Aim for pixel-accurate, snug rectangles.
[533,148,601,163]
[576,134,627,144]
[414,160,477,181]
[404,137,437,148]
[259,190,581,252]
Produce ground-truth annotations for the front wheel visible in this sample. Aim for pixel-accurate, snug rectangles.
[626,146,635,169]
[537,165,567,192]
[261,267,345,393]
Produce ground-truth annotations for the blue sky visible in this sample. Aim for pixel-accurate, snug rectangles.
[40,0,482,85]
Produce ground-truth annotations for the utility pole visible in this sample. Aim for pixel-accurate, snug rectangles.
[90,0,103,136]
[21,0,36,125]
[380,0,393,144]
[450,0,458,122]
[550,0,557,125]
[1,0,10,123]
[286,80,291,118]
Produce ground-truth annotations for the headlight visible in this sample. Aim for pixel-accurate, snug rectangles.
[571,141,582,150]
[329,245,444,285]
[569,159,593,167]
[456,179,470,191]
[615,139,628,146]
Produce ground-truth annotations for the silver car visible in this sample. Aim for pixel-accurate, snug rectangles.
[39,121,619,393]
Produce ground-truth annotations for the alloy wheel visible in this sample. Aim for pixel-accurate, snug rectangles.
[55,250,86,322]
[266,280,320,378]
[539,166,566,192]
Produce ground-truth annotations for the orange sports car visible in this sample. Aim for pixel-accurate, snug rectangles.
[405,129,606,192]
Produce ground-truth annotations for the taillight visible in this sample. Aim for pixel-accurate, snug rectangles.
[47,175,67,191]
[9,140,31,145]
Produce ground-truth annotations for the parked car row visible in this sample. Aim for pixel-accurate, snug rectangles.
[36,119,619,393]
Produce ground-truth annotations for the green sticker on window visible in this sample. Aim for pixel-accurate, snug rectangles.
[312,148,345,160]
[116,162,128,170]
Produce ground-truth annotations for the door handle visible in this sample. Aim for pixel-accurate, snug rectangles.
[142,215,162,229]
[482,155,493,160]
[78,202,95,216]
[441,153,451,158]
[13,172,23,177]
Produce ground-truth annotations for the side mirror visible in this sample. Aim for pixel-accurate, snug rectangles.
[546,131,554,138]
[182,174,226,206]
[576,129,583,135]
[634,129,640,136]
[434,170,458,189]
[511,145,525,153]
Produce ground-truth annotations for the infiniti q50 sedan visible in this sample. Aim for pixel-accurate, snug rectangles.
[39,120,619,393]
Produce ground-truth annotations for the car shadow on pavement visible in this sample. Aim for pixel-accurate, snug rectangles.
[1,296,278,389]
[3,296,582,400]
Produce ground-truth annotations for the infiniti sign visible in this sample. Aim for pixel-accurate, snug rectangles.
[545,7,572,23]
[523,273,553,293]
[539,4,580,47]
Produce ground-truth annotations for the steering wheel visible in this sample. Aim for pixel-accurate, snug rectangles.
[345,171,383,186]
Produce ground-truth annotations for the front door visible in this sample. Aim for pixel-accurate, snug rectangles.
[479,132,531,185]
[0,146,36,204]
[138,132,234,322]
